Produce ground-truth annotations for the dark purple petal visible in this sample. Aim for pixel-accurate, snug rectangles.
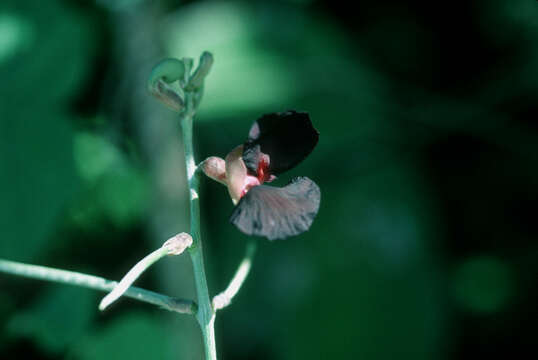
[229,177,320,240]
[243,111,319,175]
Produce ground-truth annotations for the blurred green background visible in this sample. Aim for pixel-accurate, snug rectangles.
[1,0,537,359]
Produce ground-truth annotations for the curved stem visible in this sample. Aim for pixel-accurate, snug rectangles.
[180,93,217,360]
[213,240,257,310]
[0,259,196,314]
[99,247,170,311]
[99,233,193,311]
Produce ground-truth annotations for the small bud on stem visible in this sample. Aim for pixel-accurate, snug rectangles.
[163,232,193,255]
[148,54,214,113]
[200,156,227,185]
[151,79,184,112]
[147,58,187,112]
[186,51,214,91]
[99,232,193,311]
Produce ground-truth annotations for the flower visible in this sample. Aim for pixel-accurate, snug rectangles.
[202,111,320,240]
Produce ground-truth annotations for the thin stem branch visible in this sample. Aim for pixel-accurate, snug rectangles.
[0,259,196,315]
[99,233,193,311]
[181,92,217,360]
[213,240,257,310]
[99,247,169,311]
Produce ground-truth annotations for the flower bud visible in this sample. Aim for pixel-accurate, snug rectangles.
[148,58,185,85]
[149,79,184,112]
[163,232,193,255]
[186,51,214,91]
[147,58,186,112]
[200,156,227,185]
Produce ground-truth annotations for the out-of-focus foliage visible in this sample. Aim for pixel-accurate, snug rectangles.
[0,0,537,359]
[70,312,168,360]
[452,256,513,314]
[0,0,94,262]
[7,287,96,354]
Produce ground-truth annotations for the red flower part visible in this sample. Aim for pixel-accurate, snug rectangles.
[224,111,320,240]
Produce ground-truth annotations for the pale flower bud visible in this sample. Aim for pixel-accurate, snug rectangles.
[163,232,193,255]
[200,156,227,185]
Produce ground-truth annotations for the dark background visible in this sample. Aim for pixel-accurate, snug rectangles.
[1,0,537,359]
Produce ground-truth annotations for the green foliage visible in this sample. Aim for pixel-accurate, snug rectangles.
[0,0,95,261]
[70,312,168,360]
[452,256,513,313]
[74,132,124,183]
[7,287,95,354]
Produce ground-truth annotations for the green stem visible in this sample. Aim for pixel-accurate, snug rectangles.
[180,93,217,360]
[213,240,257,310]
[0,259,196,314]
[99,247,170,311]
[99,233,193,311]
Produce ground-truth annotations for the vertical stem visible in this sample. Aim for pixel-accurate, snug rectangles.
[180,94,217,360]
[190,247,216,360]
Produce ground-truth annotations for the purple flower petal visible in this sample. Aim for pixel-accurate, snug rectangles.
[243,111,319,175]
[230,177,321,240]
